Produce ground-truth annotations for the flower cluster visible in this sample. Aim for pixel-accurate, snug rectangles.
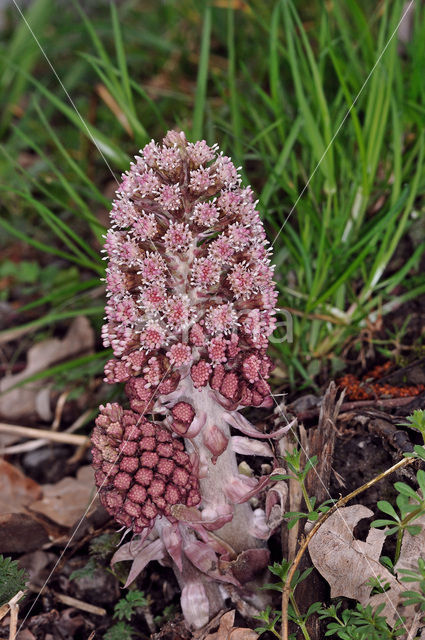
[101,130,278,416]
[92,403,201,533]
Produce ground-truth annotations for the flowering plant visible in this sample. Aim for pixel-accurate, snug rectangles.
[91,131,293,628]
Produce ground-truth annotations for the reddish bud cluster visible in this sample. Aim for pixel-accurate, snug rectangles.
[91,403,201,533]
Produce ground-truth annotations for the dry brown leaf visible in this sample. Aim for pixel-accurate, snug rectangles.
[15,630,36,640]
[0,316,94,422]
[308,505,420,630]
[30,466,95,527]
[309,505,398,601]
[0,460,54,552]
[0,513,49,553]
[371,511,425,633]
[0,459,42,513]
[203,610,258,640]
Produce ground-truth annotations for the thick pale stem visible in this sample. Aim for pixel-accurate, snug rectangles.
[185,379,261,553]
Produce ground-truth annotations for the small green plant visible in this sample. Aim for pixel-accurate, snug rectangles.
[69,556,98,582]
[257,410,425,639]
[103,590,148,640]
[255,558,322,640]
[113,590,148,622]
[401,410,425,463]
[400,557,425,615]
[366,575,392,596]
[371,468,425,563]
[153,603,179,627]
[89,532,121,559]
[254,605,283,638]
[0,555,28,606]
[272,450,335,528]
[103,620,135,640]
[318,602,405,639]
[69,532,121,582]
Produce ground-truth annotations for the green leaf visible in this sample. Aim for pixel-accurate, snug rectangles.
[394,482,420,501]
[406,525,422,536]
[0,555,28,606]
[376,500,399,521]
[191,3,211,140]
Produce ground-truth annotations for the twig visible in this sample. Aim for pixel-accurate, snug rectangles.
[290,395,418,421]
[281,455,416,640]
[0,409,93,455]
[52,592,106,616]
[0,422,88,446]
[27,584,106,616]
[51,390,71,431]
[0,590,25,640]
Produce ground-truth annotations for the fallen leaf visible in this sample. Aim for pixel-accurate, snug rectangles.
[18,551,57,589]
[0,513,49,553]
[369,512,425,632]
[308,505,418,630]
[16,631,36,640]
[30,466,95,527]
[0,459,41,513]
[0,316,94,422]
[203,610,258,640]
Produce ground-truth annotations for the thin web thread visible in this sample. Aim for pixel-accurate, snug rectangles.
[9,0,183,290]
[270,0,415,247]
[9,0,413,634]
[10,0,120,187]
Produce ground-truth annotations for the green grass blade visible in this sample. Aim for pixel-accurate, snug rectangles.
[192,3,212,141]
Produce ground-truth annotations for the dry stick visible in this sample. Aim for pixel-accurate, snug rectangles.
[0,422,87,446]
[281,454,416,640]
[290,396,419,422]
[5,590,24,640]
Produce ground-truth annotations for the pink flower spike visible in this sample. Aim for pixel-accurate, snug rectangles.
[135,169,161,196]
[207,335,228,364]
[187,140,216,166]
[227,262,255,299]
[190,360,212,389]
[141,140,159,167]
[138,252,167,283]
[191,257,221,290]
[139,283,166,313]
[204,303,237,335]
[132,212,158,240]
[165,295,193,329]
[140,323,166,350]
[95,130,284,628]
